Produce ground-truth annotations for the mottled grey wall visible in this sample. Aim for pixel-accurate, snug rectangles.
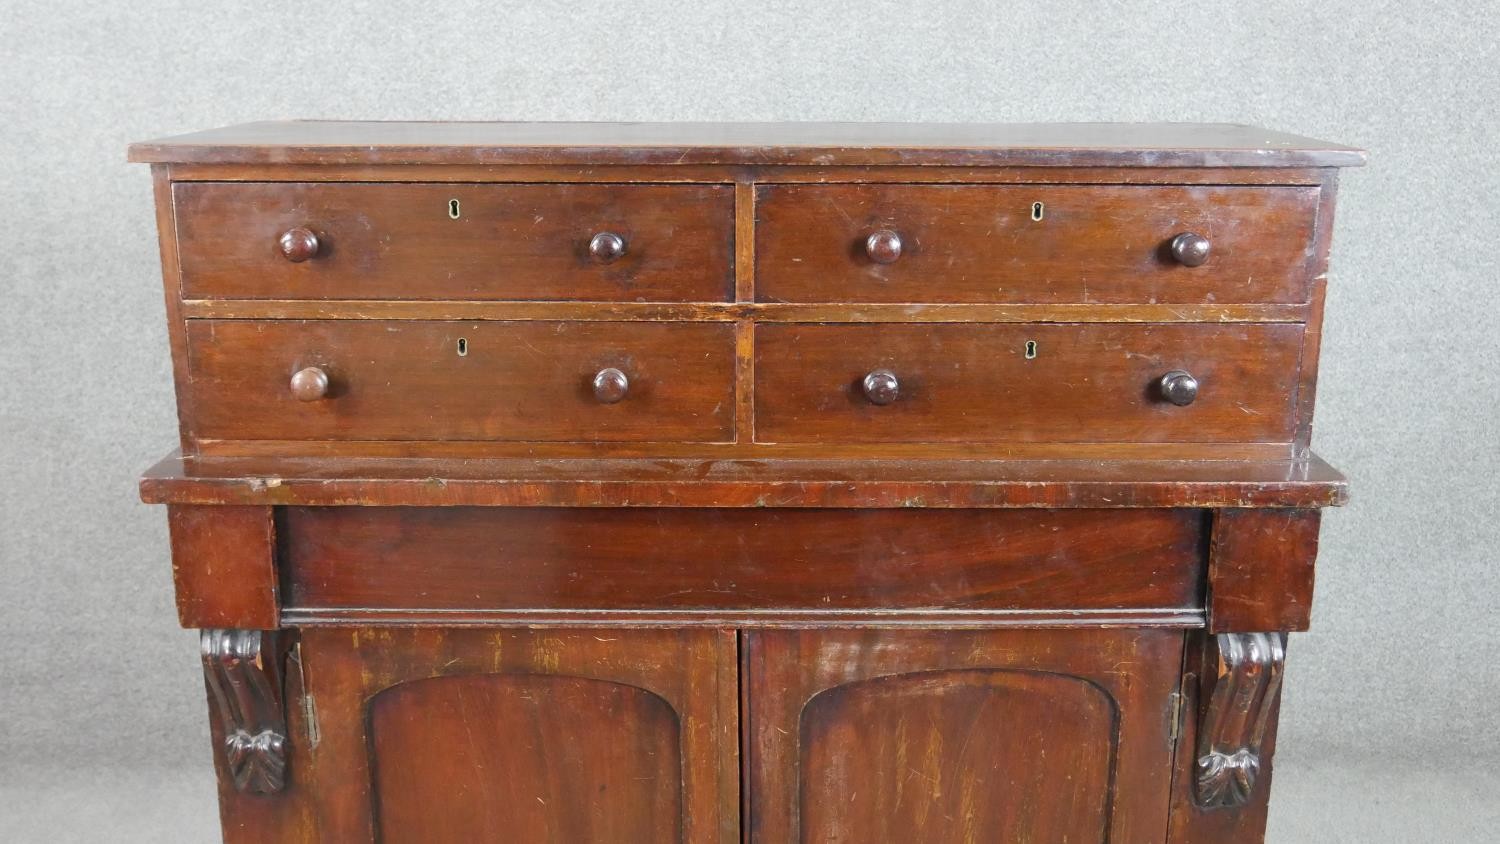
[3,0,1496,820]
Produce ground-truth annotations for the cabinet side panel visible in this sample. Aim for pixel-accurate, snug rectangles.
[150,166,197,451]
[1293,171,1342,452]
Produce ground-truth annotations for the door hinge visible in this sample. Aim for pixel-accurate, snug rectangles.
[303,693,320,749]
[1168,689,1184,744]
[291,641,321,749]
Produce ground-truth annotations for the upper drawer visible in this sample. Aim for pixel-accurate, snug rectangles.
[755,184,1320,304]
[755,323,1303,444]
[183,320,736,442]
[174,183,735,301]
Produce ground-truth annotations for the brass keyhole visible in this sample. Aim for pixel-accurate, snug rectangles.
[1030,202,1045,222]
[1024,340,1038,359]
[448,199,461,219]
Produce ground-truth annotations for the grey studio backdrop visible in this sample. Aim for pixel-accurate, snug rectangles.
[2,1,1496,840]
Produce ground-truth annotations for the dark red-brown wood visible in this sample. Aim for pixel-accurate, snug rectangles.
[746,628,1185,842]
[298,627,737,843]
[279,507,1205,614]
[127,121,1367,168]
[1209,509,1322,632]
[1167,631,1287,842]
[369,674,683,842]
[182,320,737,443]
[139,452,1349,509]
[757,184,1319,304]
[756,322,1304,444]
[167,505,278,628]
[132,122,1362,844]
[203,633,319,841]
[175,182,735,302]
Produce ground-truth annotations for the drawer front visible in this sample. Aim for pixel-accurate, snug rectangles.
[283,507,1205,612]
[756,184,1319,304]
[175,182,735,301]
[756,323,1302,443]
[184,320,736,442]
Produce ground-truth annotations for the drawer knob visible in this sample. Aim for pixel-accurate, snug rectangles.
[589,232,628,263]
[861,369,901,405]
[592,367,630,403]
[278,227,321,263]
[1159,370,1200,406]
[864,229,904,264]
[289,367,330,402]
[1170,232,1211,267]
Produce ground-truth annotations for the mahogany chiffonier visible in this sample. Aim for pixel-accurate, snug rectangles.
[129,122,1363,843]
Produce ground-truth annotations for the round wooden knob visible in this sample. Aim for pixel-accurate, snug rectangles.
[1159,370,1199,406]
[279,227,320,263]
[864,230,903,264]
[1170,232,1211,267]
[861,369,900,405]
[592,367,630,403]
[289,367,329,402]
[589,232,627,263]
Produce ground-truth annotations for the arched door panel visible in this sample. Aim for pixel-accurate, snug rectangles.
[746,628,1183,843]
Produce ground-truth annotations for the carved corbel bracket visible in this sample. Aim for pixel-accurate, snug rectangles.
[202,629,288,794]
[1194,631,1286,809]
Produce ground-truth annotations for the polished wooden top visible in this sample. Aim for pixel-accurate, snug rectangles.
[127,121,1366,168]
[139,450,1347,509]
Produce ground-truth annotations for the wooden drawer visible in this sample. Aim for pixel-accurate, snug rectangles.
[183,320,736,442]
[282,507,1205,613]
[756,184,1319,304]
[755,323,1303,443]
[174,182,735,301]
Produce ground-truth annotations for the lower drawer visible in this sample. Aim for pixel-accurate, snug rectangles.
[183,319,737,442]
[755,322,1303,443]
[281,507,1205,613]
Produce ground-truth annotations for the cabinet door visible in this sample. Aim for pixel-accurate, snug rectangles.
[745,628,1184,843]
[298,627,737,843]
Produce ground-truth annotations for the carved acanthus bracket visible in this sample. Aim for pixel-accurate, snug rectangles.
[1194,631,1286,809]
[202,629,288,794]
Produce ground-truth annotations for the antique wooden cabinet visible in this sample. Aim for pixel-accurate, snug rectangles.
[130,122,1363,842]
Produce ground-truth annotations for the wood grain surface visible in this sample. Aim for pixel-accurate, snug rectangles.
[756,322,1304,444]
[175,182,734,302]
[166,504,277,628]
[299,627,737,842]
[757,184,1320,304]
[745,627,1184,842]
[369,673,683,842]
[183,320,737,442]
[129,121,1367,168]
[280,506,1205,613]
[139,451,1348,509]
[132,122,1361,844]
[1209,508,1322,632]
